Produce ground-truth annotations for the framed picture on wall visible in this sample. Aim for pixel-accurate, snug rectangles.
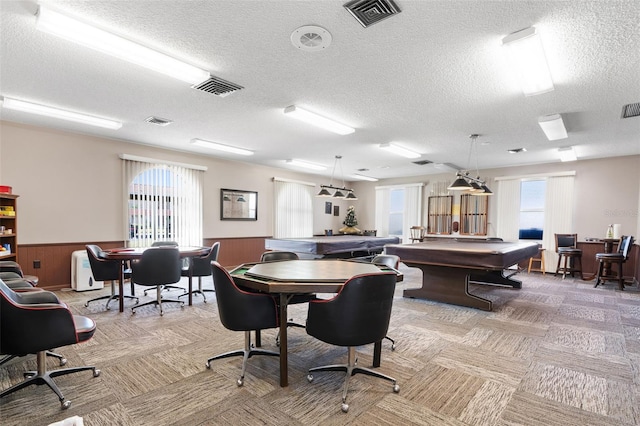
[221,189,258,220]
[333,205,340,216]
[325,201,332,214]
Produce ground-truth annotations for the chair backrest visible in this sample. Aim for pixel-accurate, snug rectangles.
[0,280,77,355]
[306,272,397,347]
[86,244,121,282]
[0,261,24,277]
[619,235,635,259]
[191,242,220,277]
[210,261,278,332]
[131,247,182,286]
[555,233,577,251]
[260,251,299,262]
[151,241,179,247]
[371,254,400,269]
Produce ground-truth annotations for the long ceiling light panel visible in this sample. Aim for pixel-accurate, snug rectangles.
[190,139,253,156]
[283,105,355,135]
[36,6,210,85]
[379,142,421,159]
[285,159,327,171]
[502,27,554,96]
[1,97,122,129]
[538,113,568,140]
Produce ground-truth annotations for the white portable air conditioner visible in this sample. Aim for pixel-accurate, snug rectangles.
[71,250,104,291]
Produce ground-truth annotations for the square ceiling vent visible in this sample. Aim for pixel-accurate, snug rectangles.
[192,75,243,97]
[344,0,401,28]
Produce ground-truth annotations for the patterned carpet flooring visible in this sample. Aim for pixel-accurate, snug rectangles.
[2,265,640,425]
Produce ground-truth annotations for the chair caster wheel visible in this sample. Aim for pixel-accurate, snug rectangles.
[307,374,313,383]
[237,378,244,387]
[61,399,71,409]
[93,369,101,377]
[59,358,67,366]
[391,343,396,351]
[206,362,211,369]
[393,384,400,393]
[84,302,89,307]
[341,403,349,413]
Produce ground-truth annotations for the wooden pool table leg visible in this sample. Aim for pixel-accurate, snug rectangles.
[403,264,492,311]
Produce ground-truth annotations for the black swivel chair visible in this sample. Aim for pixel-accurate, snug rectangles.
[130,247,184,315]
[85,244,139,310]
[0,280,100,409]
[143,240,185,295]
[206,262,279,386]
[0,260,37,286]
[371,254,400,350]
[595,235,635,290]
[306,272,400,413]
[179,242,220,302]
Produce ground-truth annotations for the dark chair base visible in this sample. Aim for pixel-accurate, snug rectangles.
[85,293,139,310]
[132,285,184,316]
[0,351,99,409]
[0,350,67,367]
[144,285,185,296]
[595,257,626,290]
[178,278,215,303]
[384,335,396,350]
[555,251,583,279]
[307,346,399,413]
[206,330,278,387]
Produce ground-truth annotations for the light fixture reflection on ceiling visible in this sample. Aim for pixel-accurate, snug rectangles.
[1,96,122,129]
[285,159,327,171]
[190,138,253,156]
[379,142,421,159]
[447,134,492,195]
[501,27,554,96]
[317,155,357,199]
[558,146,577,162]
[538,113,568,140]
[36,5,210,85]
[283,105,355,135]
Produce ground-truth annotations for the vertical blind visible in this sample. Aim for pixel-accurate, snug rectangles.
[375,183,423,242]
[122,158,204,247]
[273,178,315,238]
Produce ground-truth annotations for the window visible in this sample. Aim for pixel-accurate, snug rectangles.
[375,183,423,242]
[123,157,204,247]
[388,189,405,238]
[518,179,546,240]
[273,178,314,238]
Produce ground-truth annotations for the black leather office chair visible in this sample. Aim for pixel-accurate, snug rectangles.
[131,247,184,315]
[144,241,185,295]
[306,272,400,413]
[0,260,37,286]
[85,244,139,310]
[0,280,100,409]
[260,251,315,345]
[555,233,583,279]
[206,262,279,386]
[595,235,635,290]
[179,242,219,302]
[371,254,400,350]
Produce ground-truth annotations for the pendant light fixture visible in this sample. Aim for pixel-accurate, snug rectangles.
[447,134,492,195]
[317,155,357,199]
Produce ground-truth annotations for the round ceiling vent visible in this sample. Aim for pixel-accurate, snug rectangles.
[290,25,332,51]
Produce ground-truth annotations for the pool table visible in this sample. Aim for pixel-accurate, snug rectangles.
[264,235,400,259]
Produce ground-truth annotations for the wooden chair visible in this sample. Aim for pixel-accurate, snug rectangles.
[555,233,582,279]
[409,226,425,243]
[527,247,546,275]
[595,235,634,290]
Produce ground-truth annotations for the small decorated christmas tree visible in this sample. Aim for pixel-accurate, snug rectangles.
[339,205,361,234]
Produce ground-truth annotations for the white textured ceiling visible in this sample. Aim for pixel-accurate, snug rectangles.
[1,0,639,180]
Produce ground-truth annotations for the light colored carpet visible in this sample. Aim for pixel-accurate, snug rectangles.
[2,266,639,425]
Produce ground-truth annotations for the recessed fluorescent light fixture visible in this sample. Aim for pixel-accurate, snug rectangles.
[283,105,355,135]
[1,96,122,129]
[36,6,210,85]
[558,146,577,162]
[285,159,327,171]
[351,173,379,182]
[538,113,568,140]
[190,139,253,156]
[502,27,554,96]
[379,142,421,159]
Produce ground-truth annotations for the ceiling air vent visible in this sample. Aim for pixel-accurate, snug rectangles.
[621,102,640,119]
[412,160,433,166]
[192,76,243,97]
[145,116,172,126]
[344,0,401,28]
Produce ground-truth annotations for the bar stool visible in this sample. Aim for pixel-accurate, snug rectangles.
[527,248,545,275]
[555,233,583,279]
[595,235,634,290]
